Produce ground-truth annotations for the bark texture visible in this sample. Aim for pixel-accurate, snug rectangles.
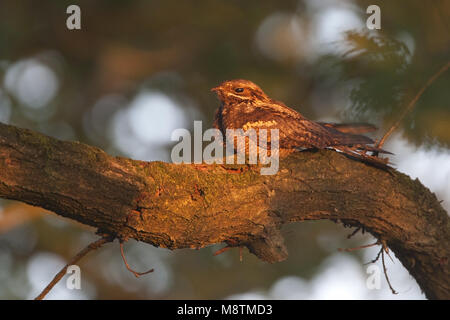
[0,122,449,299]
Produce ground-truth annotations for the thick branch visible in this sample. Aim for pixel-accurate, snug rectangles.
[0,123,449,299]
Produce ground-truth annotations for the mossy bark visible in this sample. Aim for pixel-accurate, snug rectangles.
[0,122,448,299]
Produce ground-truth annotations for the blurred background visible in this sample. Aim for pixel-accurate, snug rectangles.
[0,0,449,299]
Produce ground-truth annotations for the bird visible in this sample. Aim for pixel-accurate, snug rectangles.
[211,79,390,168]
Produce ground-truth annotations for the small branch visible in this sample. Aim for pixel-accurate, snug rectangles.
[213,246,233,256]
[119,241,154,278]
[377,61,450,148]
[364,247,383,265]
[34,236,113,300]
[338,241,379,252]
[381,247,398,295]
[381,239,395,264]
[358,240,397,293]
[347,227,362,239]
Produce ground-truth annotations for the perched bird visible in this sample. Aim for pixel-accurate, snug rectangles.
[211,79,390,167]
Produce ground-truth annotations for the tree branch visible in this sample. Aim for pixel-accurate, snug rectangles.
[377,60,450,148]
[0,122,449,299]
[34,236,113,300]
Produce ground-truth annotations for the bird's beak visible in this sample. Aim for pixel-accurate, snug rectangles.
[211,85,222,92]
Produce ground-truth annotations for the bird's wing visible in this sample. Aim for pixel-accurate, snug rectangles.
[230,102,373,149]
[318,122,377,134]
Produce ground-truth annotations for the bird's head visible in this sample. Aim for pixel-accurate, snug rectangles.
[211,79,270,104]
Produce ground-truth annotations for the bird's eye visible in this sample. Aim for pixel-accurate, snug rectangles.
[235,88,244,93]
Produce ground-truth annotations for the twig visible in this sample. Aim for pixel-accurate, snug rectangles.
[381,239,395,263]
[381,247,398,294]
[213,245,244,262]
[213,245,232,256]
[363,241,398,294]
[364,246,383,265]
[339,236,398,294]
[377,61,450,148]
[347,227,361,239]
[119,241,154,278]
[338,241,379,252]
[35,236,113,300]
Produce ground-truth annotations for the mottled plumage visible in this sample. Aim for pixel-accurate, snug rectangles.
[211,79,390,167]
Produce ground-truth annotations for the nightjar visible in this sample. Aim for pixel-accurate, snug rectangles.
[211,79,390,167]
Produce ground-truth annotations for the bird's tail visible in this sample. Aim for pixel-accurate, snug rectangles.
[316,121,392,169]
[322,124,393,169]
[319,122,377,135]
[333,145,391,170]
[354,144,393,154]
[323,125,392,155]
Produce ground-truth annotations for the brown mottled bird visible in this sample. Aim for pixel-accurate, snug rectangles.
[211,79,390,167]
